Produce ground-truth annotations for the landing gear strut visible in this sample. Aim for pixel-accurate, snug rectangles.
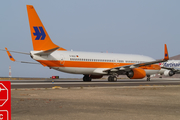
[147,75,150,81]
[83,75,92,82]
[108,75,117,82]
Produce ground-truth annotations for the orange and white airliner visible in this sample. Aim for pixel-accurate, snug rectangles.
[4,5,169,82]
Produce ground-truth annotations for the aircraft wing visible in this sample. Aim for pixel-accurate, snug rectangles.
[103,44,169,72]
[4,47,40,64]
[0,48,29,55]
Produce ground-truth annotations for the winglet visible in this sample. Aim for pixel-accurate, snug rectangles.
[164,44,169,60]
[5,47,16,61]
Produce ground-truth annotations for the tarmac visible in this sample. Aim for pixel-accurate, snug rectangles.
[9,78,180,88]
[11,83,180,120]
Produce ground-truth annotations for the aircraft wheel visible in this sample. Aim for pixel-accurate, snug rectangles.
[108,76,117,82]
[108,76,112,82]
[113,77,117,82]
[83,75,92,82]
[147,75,150,81]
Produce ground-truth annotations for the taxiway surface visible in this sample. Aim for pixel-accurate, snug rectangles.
[9,78,180,88]
[9,78,180,120]
[11,84,180,120]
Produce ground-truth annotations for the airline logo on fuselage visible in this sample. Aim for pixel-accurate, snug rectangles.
[33,26,46,40]
[161,62,180,68]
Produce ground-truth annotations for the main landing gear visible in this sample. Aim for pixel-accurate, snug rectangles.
[147,75,150,81]
[108,75,117,82]
[83,75,92,82]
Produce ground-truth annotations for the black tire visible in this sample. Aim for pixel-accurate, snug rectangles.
[83,75,92,82]
[108,76,112,82]
[113,77,117,82]
[147,77,150,81]
[108,76,117,82]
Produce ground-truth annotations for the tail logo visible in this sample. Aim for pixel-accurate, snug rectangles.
[33,26,46,40]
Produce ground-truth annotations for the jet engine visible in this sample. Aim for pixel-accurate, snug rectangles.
[127,68,146,79]
[164,70,175,76]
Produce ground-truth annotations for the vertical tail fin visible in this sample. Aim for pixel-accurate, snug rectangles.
[164,44,169,60]
[26,5,66,51]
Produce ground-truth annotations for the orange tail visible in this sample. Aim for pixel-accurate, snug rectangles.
[26,5,66,51]
[164,44,169,60]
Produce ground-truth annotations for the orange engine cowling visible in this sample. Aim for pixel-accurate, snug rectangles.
[126,68,146,79]
[90,75,103,79]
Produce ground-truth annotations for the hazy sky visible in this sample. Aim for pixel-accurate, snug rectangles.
[0,0,180,78]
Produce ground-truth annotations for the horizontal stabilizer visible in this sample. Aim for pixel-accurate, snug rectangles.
[20,61,40,64]
[34,47,60,55]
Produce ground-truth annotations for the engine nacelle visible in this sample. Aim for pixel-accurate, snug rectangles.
[164,70,175,76]
[90,75,103,79]
[127,68,146,79]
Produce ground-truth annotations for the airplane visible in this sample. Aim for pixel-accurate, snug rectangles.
[2,5,169,82]
[158,60,180,77]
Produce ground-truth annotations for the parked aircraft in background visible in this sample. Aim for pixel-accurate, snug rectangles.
[159,60,180,77]
[2,5,169,82]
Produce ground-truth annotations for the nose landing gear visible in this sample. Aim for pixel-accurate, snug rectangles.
[147,75,150,81]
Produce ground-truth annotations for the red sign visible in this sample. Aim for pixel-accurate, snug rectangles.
[0,110,8,120]
[52,76,59,79]
[0,81,11,120]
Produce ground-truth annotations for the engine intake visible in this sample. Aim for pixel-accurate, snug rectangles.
[164,70,175,76]
[127,68,146,79]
